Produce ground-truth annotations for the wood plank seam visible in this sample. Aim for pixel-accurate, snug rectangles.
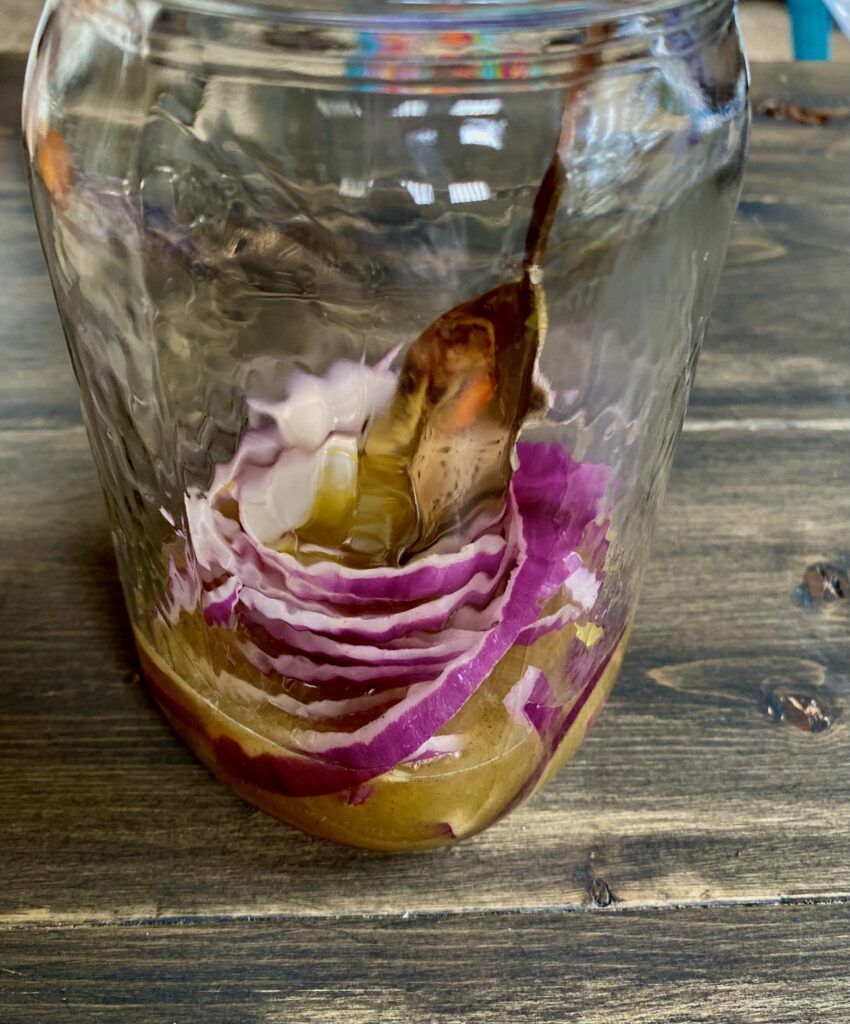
[3,893,850,931]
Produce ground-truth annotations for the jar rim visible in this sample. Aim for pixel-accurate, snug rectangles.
[151,0,724,31]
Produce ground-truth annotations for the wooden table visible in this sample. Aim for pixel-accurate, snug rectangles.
[1,59,848,1022]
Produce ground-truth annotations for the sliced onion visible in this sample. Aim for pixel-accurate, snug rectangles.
[503,666,560,737]
[166,554,200,623]
[234,556,514,645]
[241,606,475,668]
[399,734,466,766]
[201,577,240,627]
[267,685,409,722]
[244,641,451,686]
[175,412,610,793]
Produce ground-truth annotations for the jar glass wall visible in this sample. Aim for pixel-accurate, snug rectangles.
[24,0,748,850]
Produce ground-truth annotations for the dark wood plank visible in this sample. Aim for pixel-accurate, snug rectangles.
[1,901,849,1022]
[0,0,40,57]
[746,63,850,207]
[749,61,850,117]
[742,119,850,206]
[693,198,850,422]
[1,424,847,923]
[1,57,849,430]
[0,58,76,431]
[0,57,27,196]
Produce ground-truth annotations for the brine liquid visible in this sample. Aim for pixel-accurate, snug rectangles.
[136,617,627,851]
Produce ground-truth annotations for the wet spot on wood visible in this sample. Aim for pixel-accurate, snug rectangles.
[793,562,849,610]
[590,878,615,908]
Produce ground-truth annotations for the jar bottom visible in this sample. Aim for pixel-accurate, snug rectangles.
[135,628,626,852]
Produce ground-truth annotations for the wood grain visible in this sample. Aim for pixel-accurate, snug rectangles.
[1,425,847,922]
[1,902,849,1022]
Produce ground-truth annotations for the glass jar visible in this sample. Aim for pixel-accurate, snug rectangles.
[24,0,748,850]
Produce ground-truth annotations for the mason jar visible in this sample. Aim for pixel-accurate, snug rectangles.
[24,0,748,850]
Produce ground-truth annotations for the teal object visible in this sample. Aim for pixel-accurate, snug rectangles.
[787,0,832,59]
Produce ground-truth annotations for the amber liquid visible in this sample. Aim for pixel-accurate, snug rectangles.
[135,613,626,851]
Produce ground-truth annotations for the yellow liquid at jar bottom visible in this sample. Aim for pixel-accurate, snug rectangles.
[134,620,627,852]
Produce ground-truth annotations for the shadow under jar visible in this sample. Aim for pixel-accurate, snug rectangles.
[24,0,748,850]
